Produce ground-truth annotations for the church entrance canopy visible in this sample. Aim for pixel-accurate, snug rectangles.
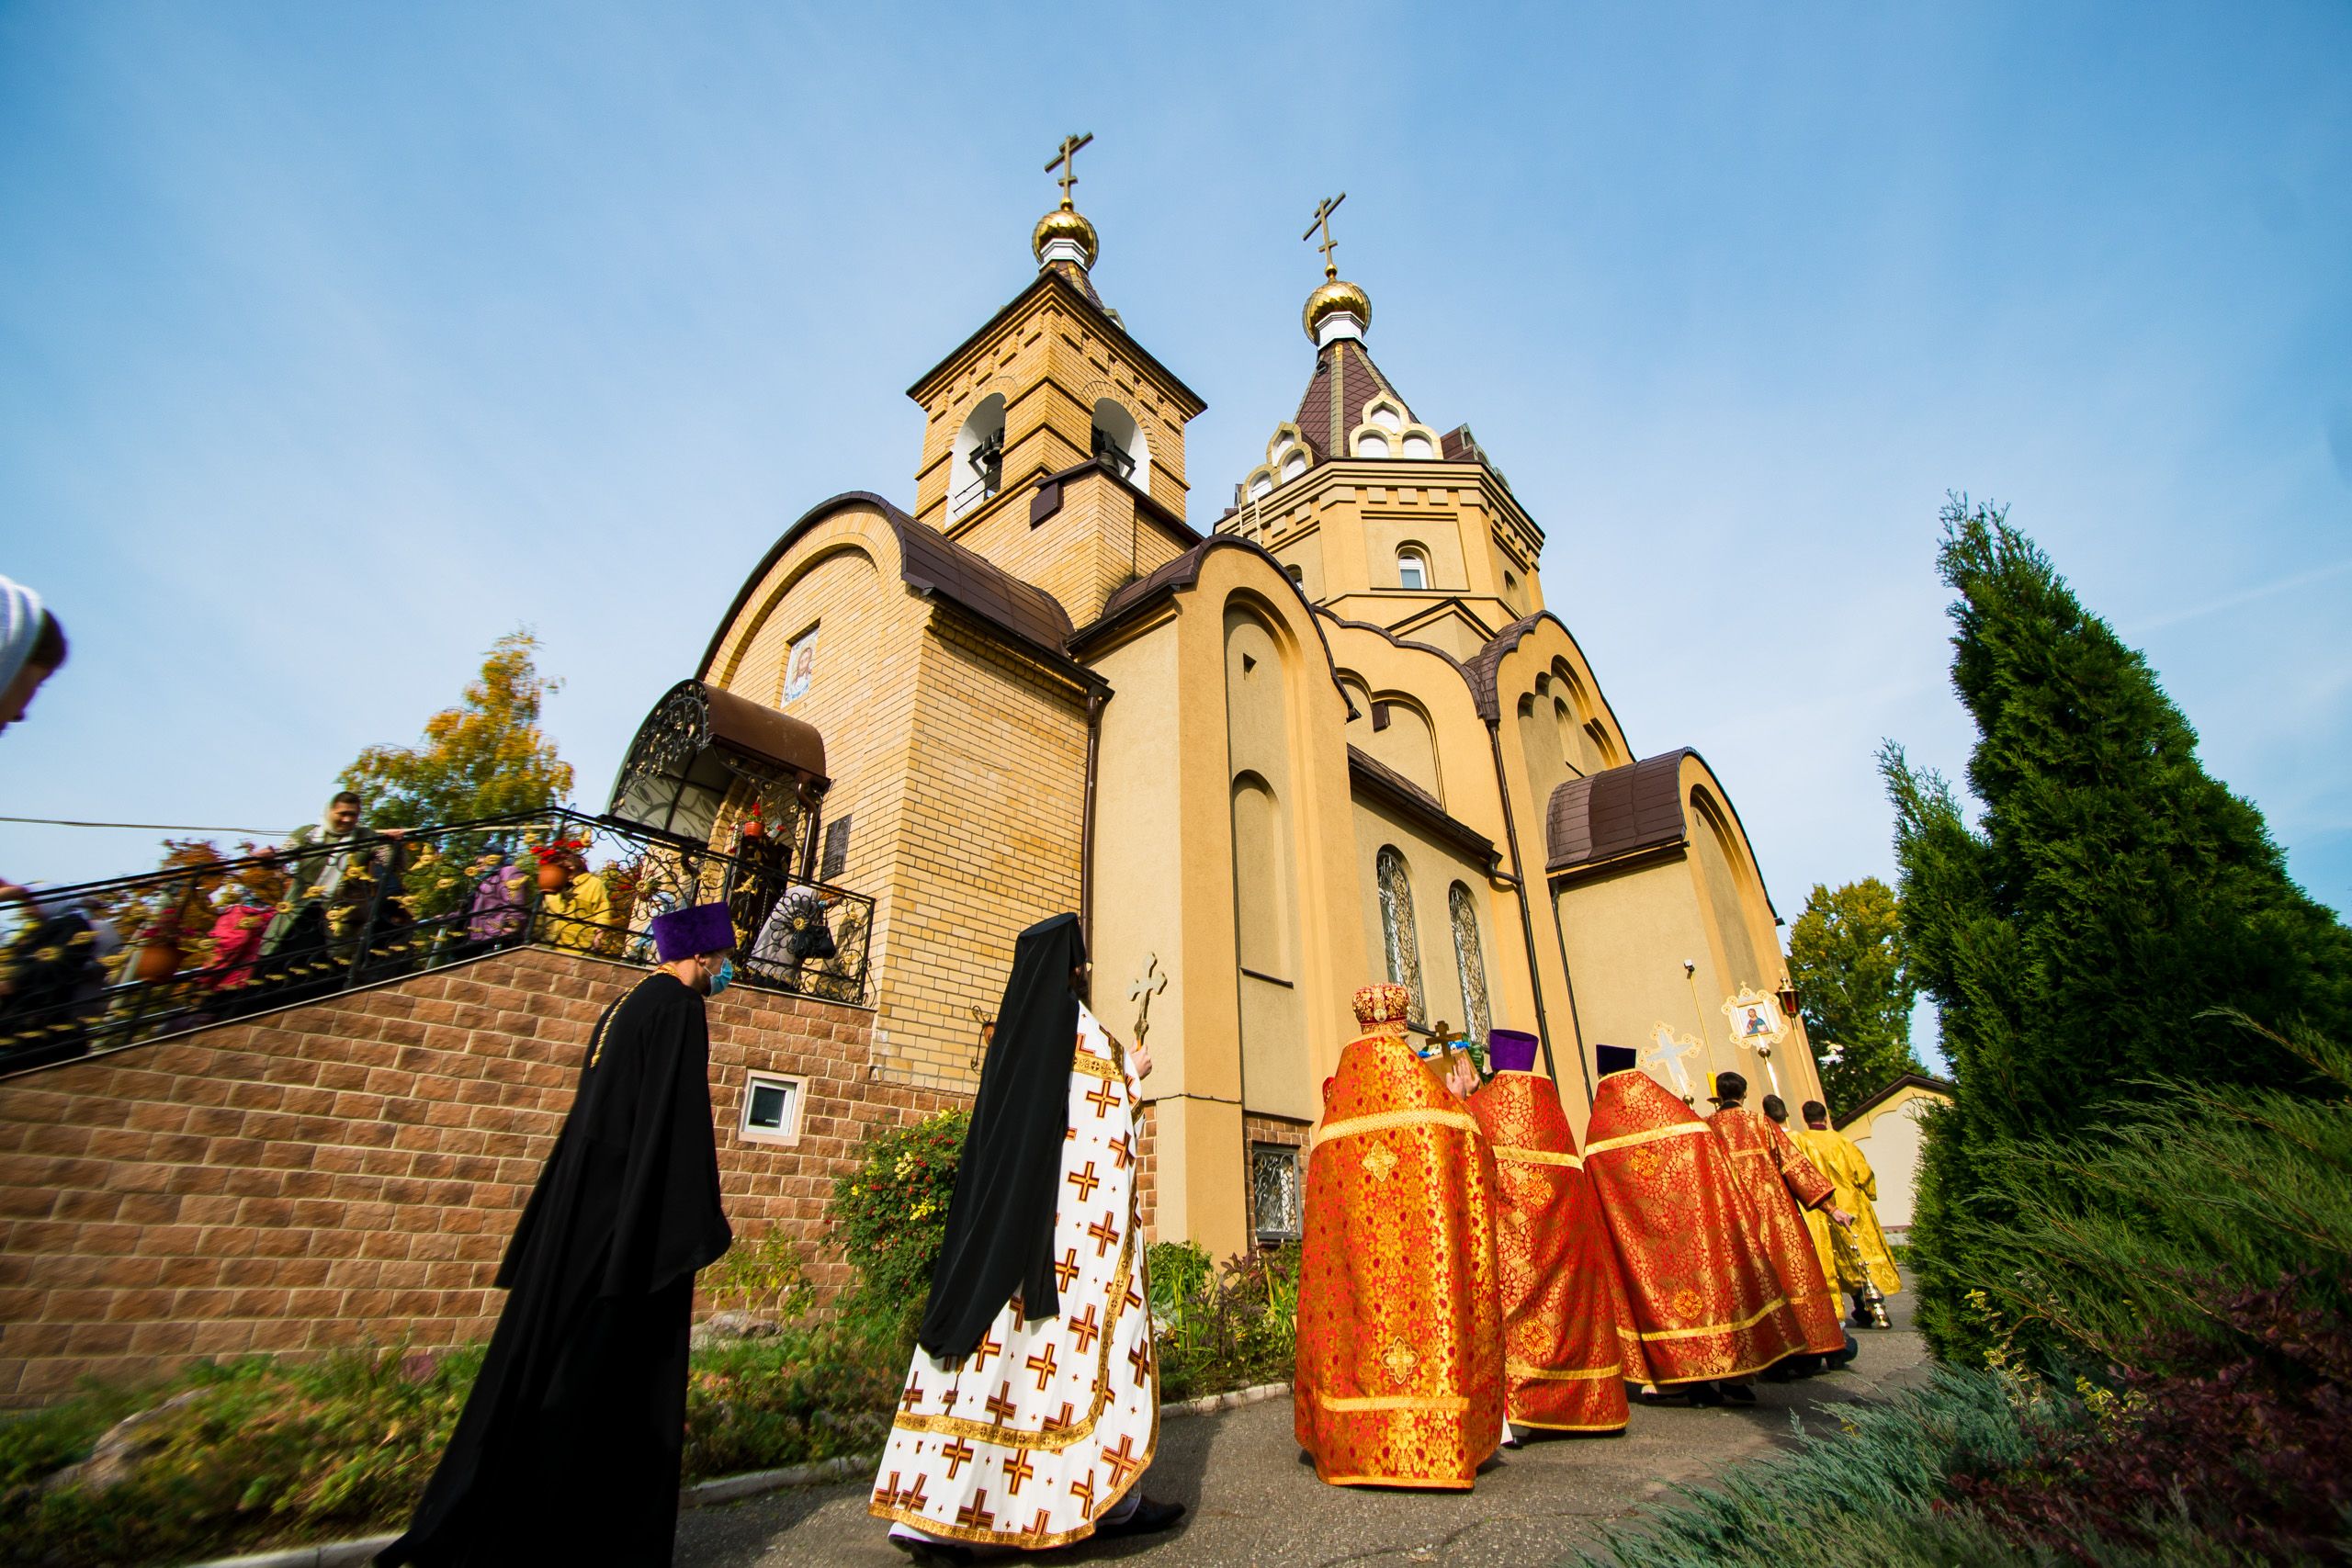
[607,680,830,868]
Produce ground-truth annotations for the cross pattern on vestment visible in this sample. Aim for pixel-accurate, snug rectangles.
[1100,1434,1146,1493]
[970,1330,1004,1371]
[1088,1212,1121,1258]
[986,1382,1020,1425]
[876,1470,902,1507]
[899,1380,925,1415]
[1069,1472,1096,1517]
[1042,1400,1077,1438]
[1361,1143,1399,1181]
[1125,1279,1143,1310]
[956,1490,996,1532]
[1025,1344,1059,1392]
[1028,1507,1053,1538]
[1001,1448,1036,1496]
[941,1438,977,1479]
[1067,1303,1102,1353]
[1110,1134,1133,1170]
[902,1474,931,1512]
[1045,131,1092,208]
[1085,1080,1119,1119]
[1053,1247,1080,1291]
[1128,1338,1153,1387]
[1303,192,1348,277]
[1067,1160,1100,1202]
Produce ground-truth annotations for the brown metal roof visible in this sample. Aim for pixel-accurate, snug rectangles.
[697,491,1077,680]
[1289,340,1414,464]
[1347,746,1496,866]
[1545,750,1693,874]
[894,509,1074,654]
[703,683,828,781]
[1462,613,1548,723]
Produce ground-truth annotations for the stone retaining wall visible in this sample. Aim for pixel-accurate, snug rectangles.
[0,946,965,1404]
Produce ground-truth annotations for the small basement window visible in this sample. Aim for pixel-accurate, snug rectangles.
[1250,1142,1304,1243]
[741,1071,807,1145]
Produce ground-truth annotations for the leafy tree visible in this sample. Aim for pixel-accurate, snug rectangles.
[1883,498,2352,1359]
[1789,876,1925,1115]
[340,631,574,829]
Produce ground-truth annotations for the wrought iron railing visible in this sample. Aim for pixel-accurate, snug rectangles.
[0,808,874,1077]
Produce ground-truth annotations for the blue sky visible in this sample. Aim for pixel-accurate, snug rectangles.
[4,3,2348,1066]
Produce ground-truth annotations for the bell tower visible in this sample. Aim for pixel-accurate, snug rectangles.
[906,136,1206,626]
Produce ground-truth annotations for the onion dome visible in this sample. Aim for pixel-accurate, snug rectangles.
[1303,275,1372,345]
[1033,203,1099,270]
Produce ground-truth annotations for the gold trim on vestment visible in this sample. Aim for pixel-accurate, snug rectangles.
[1489,1145,1582,1168]
[1313,1392,1472,1413]
[1310,1107,1482,1150]
[1637,1296,1793,1342]
[1318,1472,1476,1490]
[1582,1122,1710,1156]
[1070,1049,1120,1082]
[1505,1359,1622,1382]
[1511,1416,1632,1432]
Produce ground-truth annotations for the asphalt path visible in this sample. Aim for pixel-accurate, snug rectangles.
[674,1294,1930,1568]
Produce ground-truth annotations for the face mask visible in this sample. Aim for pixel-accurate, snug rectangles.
[706,957,735,997]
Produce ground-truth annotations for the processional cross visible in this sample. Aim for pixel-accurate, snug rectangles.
[1640,1023,1702,1100]
[1046,131,1093,208]
[1302,192,1347,278]
[1126,954,1167,1050]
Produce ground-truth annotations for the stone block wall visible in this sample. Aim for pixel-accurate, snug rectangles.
[0,945,965,1405]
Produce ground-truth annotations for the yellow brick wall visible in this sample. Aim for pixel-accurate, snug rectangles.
[872,616,1091,1089]
[705,521,926,1043]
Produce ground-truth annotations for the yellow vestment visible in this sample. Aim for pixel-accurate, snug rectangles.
[1792,1126,1901,1295]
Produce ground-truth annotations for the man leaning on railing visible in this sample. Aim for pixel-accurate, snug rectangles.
[533,838,615,955]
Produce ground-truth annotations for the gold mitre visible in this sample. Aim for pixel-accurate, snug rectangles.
[1352,982,1414,1029]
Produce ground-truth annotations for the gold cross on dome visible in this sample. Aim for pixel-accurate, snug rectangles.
[1303,192,1347,279]
[1046,131,1093,209]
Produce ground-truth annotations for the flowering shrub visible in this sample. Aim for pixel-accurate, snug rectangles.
[827,1110,969,1325]
[1147,1240,1300,1403]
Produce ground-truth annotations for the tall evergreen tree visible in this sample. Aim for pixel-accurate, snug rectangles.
[1884,499,2352,1357]
[1788,876,1925,1115]
[342,630,574,829]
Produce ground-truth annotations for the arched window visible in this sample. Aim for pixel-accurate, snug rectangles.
[1355,430,1391,459]
[1376,846,1426,1026]
[1449,883,1491,1045]
[1396,547,1429,591]
[1280,446,1309,482]
[1284,564,1304,586]
[1091,398,1150,492]
[949,394,1005,522]
[1400,433,1433,459]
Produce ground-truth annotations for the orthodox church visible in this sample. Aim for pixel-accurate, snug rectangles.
[687,150,1822,1260]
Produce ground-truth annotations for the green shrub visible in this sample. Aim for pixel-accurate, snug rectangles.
[680,1318,900,1481]
[699,1225,817,1324]
[0,1343,482,1568]
[1148,1241,1299,1403]
[827,1110,968,1332]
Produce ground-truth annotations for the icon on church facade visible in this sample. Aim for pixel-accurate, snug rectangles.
[782,626,818,704]
[1720,985,1789,1050]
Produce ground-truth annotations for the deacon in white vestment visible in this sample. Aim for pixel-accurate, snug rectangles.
[871,914,1182,1559]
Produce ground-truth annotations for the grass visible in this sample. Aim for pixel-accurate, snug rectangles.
[0,1321,899,1568]
[1571,1368,2268,1568]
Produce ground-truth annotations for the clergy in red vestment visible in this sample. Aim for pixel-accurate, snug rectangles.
[1580,1045,1809,1401]
[1464,1030,1645,1438]
[1295,983,1505,1488]
[1705,1072,1857,1370]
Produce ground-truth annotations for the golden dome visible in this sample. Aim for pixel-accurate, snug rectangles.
[1303,276,1372,341]
[1032,204,1099,268]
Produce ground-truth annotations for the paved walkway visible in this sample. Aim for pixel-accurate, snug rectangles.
[675,1302,1930,1568]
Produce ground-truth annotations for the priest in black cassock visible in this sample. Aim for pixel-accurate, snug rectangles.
[379,902,739,1568]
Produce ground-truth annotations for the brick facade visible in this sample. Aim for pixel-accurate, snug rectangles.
[0,946,965,1405]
